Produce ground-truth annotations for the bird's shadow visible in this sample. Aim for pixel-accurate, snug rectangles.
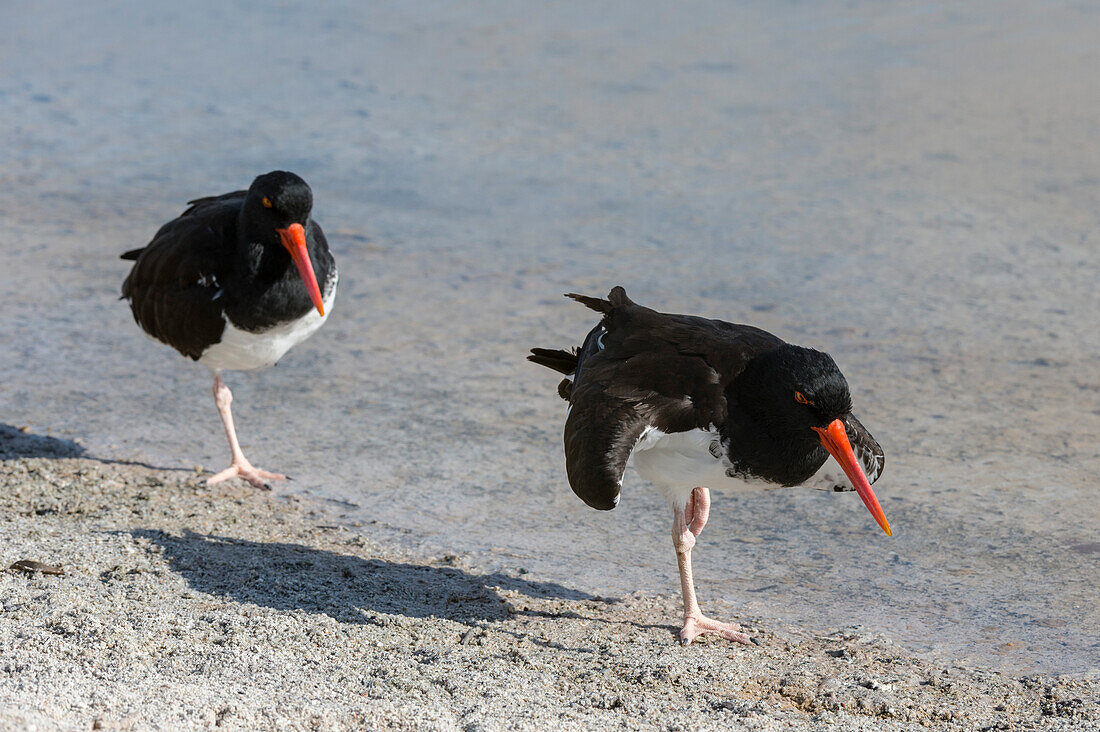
[1,422,191,472]
[0,423,86,459]
[129,529,606,626]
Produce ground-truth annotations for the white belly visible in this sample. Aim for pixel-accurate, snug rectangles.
[199,279,336,371]
[631,427,773,507]
[630,426,861,507]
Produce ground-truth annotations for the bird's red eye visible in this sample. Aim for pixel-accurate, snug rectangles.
[261,197,273,208]
[794,391,812,405]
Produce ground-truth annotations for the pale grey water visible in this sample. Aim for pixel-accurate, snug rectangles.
[1,0,1097,675]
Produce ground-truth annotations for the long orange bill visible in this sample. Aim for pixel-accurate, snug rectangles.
[277,223,325,316]
[812,418,892,536]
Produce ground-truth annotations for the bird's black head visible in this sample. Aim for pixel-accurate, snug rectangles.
[240,170,325,316]
[244,170,313,227]
[731,343,891,536]
[736,344,852,433]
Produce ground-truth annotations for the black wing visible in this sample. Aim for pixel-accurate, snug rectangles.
[532,286,783,510]
[120,192,245,360]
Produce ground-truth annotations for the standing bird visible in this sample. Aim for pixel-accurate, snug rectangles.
[529,287,889,645]
[121,171,337,489]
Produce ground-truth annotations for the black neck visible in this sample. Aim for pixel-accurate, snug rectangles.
[224,216,333,331]
[720,354,829,485]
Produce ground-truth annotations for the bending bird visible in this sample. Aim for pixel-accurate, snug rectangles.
[530,287,889,645]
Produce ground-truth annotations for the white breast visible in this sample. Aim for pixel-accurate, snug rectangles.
[631,427,773,507]
[629,424,875,509]
[199,275,337,372]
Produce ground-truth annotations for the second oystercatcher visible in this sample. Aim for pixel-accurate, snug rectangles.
[121,171,337,489]
[529,287,890,645]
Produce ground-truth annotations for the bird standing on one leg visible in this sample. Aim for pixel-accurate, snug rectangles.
[121,171,337,489]
[530,287,890,646]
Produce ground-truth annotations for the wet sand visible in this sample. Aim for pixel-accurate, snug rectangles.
[1,428,1096,730]
[1,0,1098,704]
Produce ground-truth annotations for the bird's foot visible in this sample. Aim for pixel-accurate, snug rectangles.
[206,460,286,490]
[680,613,754,646]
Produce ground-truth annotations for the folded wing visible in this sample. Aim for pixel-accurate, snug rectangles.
[554,287,782,509]
[120,193,244,360]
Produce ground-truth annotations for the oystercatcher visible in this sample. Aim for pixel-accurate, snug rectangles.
[121,171,337,489]
[529,287,890,645]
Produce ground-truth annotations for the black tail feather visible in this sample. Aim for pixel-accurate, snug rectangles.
[565,293,611,313]
[565,286,632,314]
[528,347,579,375]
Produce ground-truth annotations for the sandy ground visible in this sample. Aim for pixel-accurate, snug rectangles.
[2,0,1099,677]
[1,429,1096,731]
[2,2,1099,726]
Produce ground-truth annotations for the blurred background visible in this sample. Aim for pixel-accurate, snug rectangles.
[1,1,1097,674]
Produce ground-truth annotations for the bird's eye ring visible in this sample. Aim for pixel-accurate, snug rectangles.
[261,197,273,209]
[794,391,813,405]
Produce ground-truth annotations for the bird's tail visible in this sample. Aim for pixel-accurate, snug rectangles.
[564,285,633,314]
[529,287,633,402]
[527,348,578,401]
[527,347,578,375]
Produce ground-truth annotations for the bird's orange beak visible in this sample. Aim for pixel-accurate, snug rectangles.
[277,223,325,316]
[812,419,892,536]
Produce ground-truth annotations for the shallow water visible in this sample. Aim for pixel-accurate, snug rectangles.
[1,0,1097,675]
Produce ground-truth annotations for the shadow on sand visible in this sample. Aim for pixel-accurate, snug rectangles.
[0,423,86,459]
[131,529,607,626]
[1,423,191,472]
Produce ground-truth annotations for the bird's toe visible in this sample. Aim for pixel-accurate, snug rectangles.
[207,461,285,490]
[680,614,753,646]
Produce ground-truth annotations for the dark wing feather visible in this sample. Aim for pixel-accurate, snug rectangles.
[551,287,784,510]
[563,381,647,509]
[120,193,244,360]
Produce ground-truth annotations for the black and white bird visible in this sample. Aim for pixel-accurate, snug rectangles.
[121,171,337,489]
[530,287,890,645]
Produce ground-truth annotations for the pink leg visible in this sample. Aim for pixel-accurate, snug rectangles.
[672,487,752,646]
[206,373,286,490]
